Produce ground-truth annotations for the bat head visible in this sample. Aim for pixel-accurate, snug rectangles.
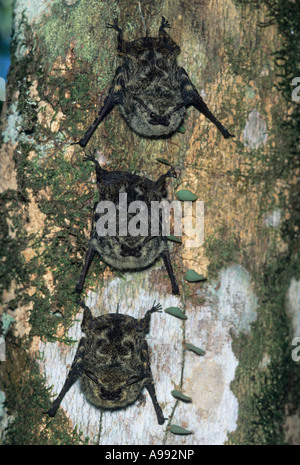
[120,87,186,138]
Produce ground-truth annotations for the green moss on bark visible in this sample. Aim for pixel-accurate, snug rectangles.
[1,333,88,445]
[226,0,300,445]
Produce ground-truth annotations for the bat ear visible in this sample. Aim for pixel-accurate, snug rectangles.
[136,303,162,333]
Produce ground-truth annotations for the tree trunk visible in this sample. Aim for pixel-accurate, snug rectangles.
[0,0,299,445]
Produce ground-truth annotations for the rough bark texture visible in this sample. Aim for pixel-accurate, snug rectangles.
[0,0,299,445]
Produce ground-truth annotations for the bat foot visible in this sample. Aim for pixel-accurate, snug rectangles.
[82,153,97,164]
[161,16,170,29]
[167,166,178,179]
[150,301,162,313]
[107,19,121,33]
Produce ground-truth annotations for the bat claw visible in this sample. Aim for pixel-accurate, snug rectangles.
[82,152,97,164]
[43,409,55,417]
[161,16,170,29]
[71,140,86,148]
[151,302,162,313]
[107,19,121,32]
[167,167,178,179]
[223,130,235,139]
[78,300,89,310]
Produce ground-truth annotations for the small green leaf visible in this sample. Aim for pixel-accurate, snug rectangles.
[166,235,182,244]
[171,390,192,402]
[156,157,172,166]
[164,307,187,320]
[177,126,186,133]
[185,343,205,356]
[176,189,198,201]
[184,269,206,282]
[169,424,193,435]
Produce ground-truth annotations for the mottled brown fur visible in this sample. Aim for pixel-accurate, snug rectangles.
[75,153,180,295]
[45,301,165,424]
[74,16,234,147]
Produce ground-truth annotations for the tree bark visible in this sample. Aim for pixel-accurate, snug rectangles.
[0,0,299,445]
